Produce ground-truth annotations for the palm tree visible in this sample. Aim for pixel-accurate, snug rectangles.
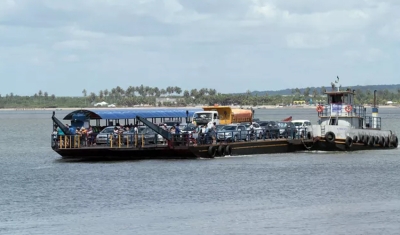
[174,86,182,95]
[166,86,173,96]
[99,90,104,100]
[312,89,318,98]
[183,90,190,98]
[82,89,87,106]
[303,87,310,97]
[89,92,96,103]
[208,89,217,96]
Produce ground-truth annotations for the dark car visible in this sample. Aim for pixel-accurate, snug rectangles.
[259,121,280,139]
[123,127,164,145]
[181,123,197,133]
[277,122,298,138]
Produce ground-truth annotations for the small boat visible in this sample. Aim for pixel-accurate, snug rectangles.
[305,84,398,151]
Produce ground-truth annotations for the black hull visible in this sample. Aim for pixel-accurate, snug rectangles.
[54,139,309,161]
[53,138,396,161]
[56,146,197,161]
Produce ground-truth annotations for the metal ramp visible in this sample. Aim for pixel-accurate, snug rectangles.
[136,116,172,141]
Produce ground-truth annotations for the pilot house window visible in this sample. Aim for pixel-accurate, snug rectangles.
[329,118,337,125]
[330,95,343,103]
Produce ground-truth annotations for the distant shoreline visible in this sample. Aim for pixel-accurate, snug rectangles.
[0,105,398,112]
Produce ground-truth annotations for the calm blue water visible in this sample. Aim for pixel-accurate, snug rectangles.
[1,108,400,235]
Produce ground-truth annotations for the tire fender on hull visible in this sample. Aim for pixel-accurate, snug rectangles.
[345,136,353,149]
[392,136,398,148]
[374,136,380,145]
[363,135,369,146]
[218,145,225,156]
[368,136,375,146]
[379,136,385,147]
[325,132,335,144]
[225,145,232,155]
[385,136,390,147]
[207,146,216,158]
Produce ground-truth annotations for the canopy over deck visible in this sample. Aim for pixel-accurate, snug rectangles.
[63,109,201,120]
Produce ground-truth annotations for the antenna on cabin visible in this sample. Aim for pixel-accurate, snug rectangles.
[335,76,341,91]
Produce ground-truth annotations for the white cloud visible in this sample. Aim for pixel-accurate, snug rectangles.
[0,0,399,96]
[62,54,79,62]
[53,40,89,50]
[344,48,387,62]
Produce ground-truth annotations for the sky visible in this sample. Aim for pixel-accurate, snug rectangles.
[0,0,399,96]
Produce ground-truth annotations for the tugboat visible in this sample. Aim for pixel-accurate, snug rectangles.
[307,78,398,151]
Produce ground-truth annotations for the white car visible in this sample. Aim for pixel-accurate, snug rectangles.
[292,120,312,138]
[244,122,264,139]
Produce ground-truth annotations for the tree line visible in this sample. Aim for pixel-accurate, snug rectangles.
[1,85,400,109]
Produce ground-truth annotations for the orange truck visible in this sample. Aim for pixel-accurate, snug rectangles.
[192,106,253,127]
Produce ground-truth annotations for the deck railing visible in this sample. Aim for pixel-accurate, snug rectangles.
[317,104,366,118]
[51,128,311,149]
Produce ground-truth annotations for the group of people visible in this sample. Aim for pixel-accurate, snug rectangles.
[159,123,181,135]
[196,122,218,145]
[53,124,96,147]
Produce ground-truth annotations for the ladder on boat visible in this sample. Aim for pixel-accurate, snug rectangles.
[321,125,326,136]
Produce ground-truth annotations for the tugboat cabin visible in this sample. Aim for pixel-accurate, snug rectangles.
[317,89,381,130]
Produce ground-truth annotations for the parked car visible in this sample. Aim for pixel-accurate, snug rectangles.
[215,125,225,132]
[243,122,264,139]
[217,124,248,142]
[292,120,312,138]
[95,126,116,145]
[259,121,280,139]
[277,122,297,138]
[181,123,197,134]
[123,127,164,145]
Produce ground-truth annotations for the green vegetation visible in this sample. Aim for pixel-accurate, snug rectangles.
[1,85,400,109]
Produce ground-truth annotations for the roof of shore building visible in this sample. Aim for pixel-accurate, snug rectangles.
[63,109,202,120]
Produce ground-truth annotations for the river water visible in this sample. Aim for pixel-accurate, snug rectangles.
[1,108,400,235]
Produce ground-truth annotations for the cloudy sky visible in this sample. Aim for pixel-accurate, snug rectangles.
[1,0,399,96]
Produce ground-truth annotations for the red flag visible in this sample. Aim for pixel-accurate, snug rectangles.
[281,116,292,122]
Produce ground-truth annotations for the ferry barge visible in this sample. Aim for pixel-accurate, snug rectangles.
[50,108,312,161]
[50,86,398,161]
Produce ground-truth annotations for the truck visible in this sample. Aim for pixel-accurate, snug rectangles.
[192,106,253,128]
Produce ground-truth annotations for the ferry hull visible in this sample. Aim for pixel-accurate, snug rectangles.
[309,140,397,152]
[54,139,310,161]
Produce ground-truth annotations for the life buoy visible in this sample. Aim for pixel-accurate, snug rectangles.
[207,146,216,158]
[345,136,353,148]
[218,145,225,156]
[345,105,353,112]
[353,135,359,143]
[325,132,335,143]
[368,136,375,146]
[316,105,324,112]
[225,145,232,155]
